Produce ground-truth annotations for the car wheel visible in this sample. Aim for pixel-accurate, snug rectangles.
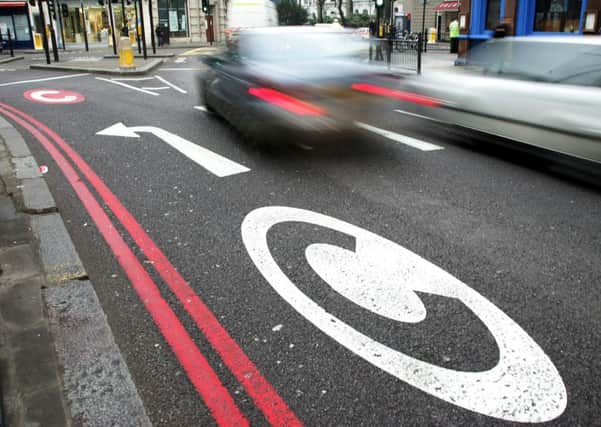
[201,80,216,113]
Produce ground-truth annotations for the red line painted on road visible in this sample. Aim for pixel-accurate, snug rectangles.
[0,102,303,427]
[0,105,249,427]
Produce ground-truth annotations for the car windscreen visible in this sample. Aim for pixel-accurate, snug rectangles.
[467,40,601,87]
[237,32,366,62]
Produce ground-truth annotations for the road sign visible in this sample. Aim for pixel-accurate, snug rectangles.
[242,206,567,423]
[23,89,85,104]
[96,123,250,177]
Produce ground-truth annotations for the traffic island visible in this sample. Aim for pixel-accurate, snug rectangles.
[0,56,24,64]
[29,57,164,75]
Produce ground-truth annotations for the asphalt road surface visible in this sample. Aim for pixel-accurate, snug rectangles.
[0,55,600,426]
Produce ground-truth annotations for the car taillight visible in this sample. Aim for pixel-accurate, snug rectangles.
[351,83,442,107]
[248,88,324,116]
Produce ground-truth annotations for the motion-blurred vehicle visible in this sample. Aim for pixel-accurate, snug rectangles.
[224,0,278,40]
[199,27,399,145]
[398,37,601,168]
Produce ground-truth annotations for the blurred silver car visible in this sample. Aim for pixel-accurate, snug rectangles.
[397,37,601,168]
[199,27,398,145]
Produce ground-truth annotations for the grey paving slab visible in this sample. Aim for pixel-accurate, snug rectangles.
[1,127,31,157]
[22,385,70,427]
[0,215,30,246]
[12,156,41,180]
[0,276,45,332]
[30,213,86,284]
[21,177,57,213]
[0,244,38,286]
[0,116,14,129]
[0,194,17,221]
[10,326,61,392]
[46,281,151,426]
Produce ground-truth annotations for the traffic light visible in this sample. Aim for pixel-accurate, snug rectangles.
[47,0,56,19]
[61,3,68,17]
[28,0,35,7]
[202,0,209,13]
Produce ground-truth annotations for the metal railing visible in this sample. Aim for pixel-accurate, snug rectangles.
[368,33,423,74]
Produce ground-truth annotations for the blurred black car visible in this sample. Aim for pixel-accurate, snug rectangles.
[198,27,402,145]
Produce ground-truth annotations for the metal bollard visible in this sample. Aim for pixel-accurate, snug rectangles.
[118,36,135,69]
[7,29,14,57]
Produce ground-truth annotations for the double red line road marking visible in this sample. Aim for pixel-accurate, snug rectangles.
[0,102,302,427]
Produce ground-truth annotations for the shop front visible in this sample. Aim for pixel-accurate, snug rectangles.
[433,0,460,40]
[60,0,136,46]
[157,0,188,39]
[457,0,601,55]
[0,0,34,49]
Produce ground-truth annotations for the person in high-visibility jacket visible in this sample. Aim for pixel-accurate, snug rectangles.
[449,19,460,54]
[449,19,460,39]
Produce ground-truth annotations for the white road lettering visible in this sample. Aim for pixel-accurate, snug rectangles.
[355,121,444,151]
[241,206,567,423]
[97,123,250,177]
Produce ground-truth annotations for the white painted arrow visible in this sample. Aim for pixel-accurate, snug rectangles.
[97,123,250,177]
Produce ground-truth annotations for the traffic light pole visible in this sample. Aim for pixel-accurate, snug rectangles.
[55,0,66,50]
[148,0,156,54]
[134,0,141,54]
[120,0,128,35]
[37,0,51,64]
[137,0,147,58]
[80,0,89,51]
[107,0,118,54]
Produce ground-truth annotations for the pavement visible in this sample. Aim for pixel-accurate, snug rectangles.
[0,117,150,425]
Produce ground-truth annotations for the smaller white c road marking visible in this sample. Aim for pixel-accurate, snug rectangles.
[355,121,444,151]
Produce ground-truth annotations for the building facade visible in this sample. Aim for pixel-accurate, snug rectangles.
[458,0,601,54]
[1,0,225,50]
[0,0,35,49]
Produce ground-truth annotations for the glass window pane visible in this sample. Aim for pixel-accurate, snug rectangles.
[0,16,15,38]
[13,14,31,41]
[158,0,188,37]
[485,0,502,30]
[534,0,582,32]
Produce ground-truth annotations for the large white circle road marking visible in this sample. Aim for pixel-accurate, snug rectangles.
[241,206,567,423]
[23,89,85,104]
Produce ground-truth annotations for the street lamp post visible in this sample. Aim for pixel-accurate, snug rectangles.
[421,0,427,51]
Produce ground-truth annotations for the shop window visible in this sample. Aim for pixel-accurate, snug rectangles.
[485,0,502,29]
[158,0,188,37]
[534,0,582,32]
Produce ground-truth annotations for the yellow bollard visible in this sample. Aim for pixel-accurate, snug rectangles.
[118,36,136,70]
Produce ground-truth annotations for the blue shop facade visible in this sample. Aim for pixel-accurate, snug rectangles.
[457,0,601,54]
